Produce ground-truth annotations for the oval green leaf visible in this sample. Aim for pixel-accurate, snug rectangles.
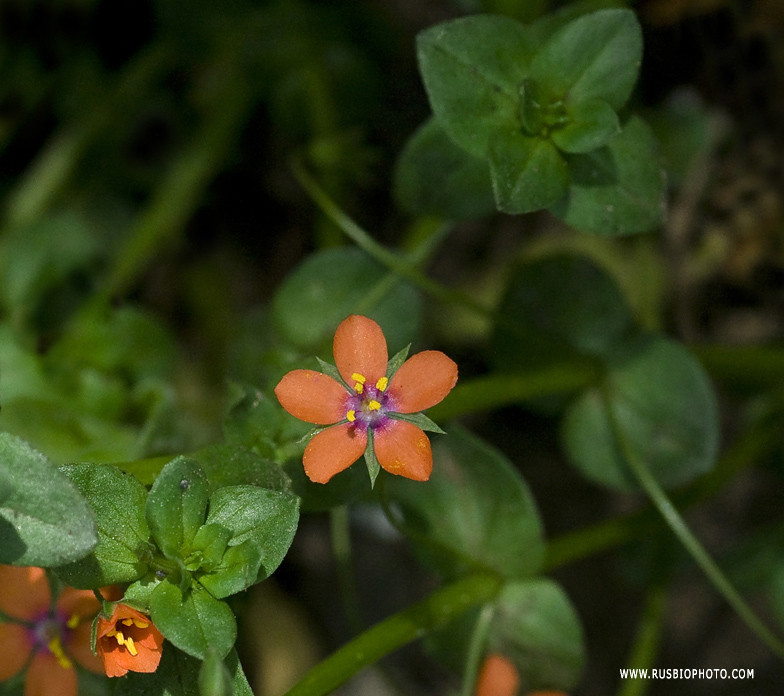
[385,425,544,579]
[562,335,720,490]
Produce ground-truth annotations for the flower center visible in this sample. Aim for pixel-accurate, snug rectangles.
[34,615,73,669]
[346,373,391,429]
[105,617,149,657]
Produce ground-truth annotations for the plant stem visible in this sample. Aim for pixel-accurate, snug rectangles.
[617,583,668,696]
[283,571,503,696]
[329,506,365,636]
[607,399,784,659]
[291,159,493,320]
[461,603,496,696]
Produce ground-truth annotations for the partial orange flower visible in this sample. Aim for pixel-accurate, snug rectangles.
[0,565,103,696]
[95,603,164,677]
[275,314,458,483]
[476,653,520,696]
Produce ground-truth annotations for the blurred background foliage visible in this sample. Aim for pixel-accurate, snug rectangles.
[1,0,784,694]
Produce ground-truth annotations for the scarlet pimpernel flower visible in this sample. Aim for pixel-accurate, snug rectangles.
[96,603,164,677]
[0,565,103,696]
[275,314,458,483]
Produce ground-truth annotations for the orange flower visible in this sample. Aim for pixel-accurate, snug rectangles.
[476,653,520,696]
[95,603,164,677]
[0,565,103,696]
[275,314,458,483]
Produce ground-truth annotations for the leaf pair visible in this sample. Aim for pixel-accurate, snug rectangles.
[396,9,665,234]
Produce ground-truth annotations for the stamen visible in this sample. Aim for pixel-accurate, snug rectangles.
[66,613,80,629]
[106,628,117,637]
[352,373,366,393]
[115,631,125,646]
[125,636,138,656]
[346,409,356,422]
[368,400,381,411]
[354,382,364,394]
[133,619,150,628]
[376,376,388,392]
[122,618,134,626]
[48,637,73,669]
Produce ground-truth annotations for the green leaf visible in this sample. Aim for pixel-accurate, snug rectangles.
[198,541,262,599]
[205,485,300,584]
[114,645,252,696]
[0,434,97,566]
[150,580,237,659]
[189,523,232,572]
[529,9,642,110]
[199,648,233,696]
[194,443,293,494]
[492,253,636,373]
[416,15,534,158]
[146,458,209,561]
[386,344,410,380]
[389,411,446,434]
[551,98,620,154]
[56,463,151,587]
[364,428,381,487]
[393,118,496,220]
[488,130,568,214]
[549,116,667,235]
[488,579,586,691]
[385,425,544,579]
[562,335,720,490]
[272,247,422,352]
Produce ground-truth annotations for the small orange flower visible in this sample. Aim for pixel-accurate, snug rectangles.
[476,653,520,696]
[0,565,103,696]
[95,603,164,677]
[275,314,458,483]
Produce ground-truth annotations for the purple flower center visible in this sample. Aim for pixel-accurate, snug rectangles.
[345,372,395,431]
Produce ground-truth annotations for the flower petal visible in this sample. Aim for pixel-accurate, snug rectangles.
[24,652,78,696]
[374,420,432,481]
[333,315,388,386]
[303,423,367,483]
[0,622,32,680]
[57,587,100,621]
[387,350,458,413]
[97,604,164,678]
[475,654,520,696]
[275,370,349,424]
[66,619,104,674]
[0,566,50,621]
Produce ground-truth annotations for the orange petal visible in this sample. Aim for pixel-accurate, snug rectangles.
[57,587,100,621]
[24,652,78,696]
[475,654,520,696]
[303,423,367,483]
[0,622,32,680]
[333,315,388,386]
[274,370,349,424]
[66,620,104,674]
[97,604,164,677]
[0,566,50,621]
[374,420,432,481]
[387,350,457,413]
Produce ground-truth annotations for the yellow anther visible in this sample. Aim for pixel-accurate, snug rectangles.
[351,373,366,384]
[106,628,117,637]
[125,635,138,657]
[353,381,364,394]
[133,619,150,628]
[48,637,73,669]
[122,618,134,626]
[376,376,388,392]
[346,410,356,422]
[115,631,125,646]
[66,613,80,629]
[368,400,381,411]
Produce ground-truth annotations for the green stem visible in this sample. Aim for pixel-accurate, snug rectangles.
[291,159,493,320]
[461,603,496,696]
[428,363,597,422]
[617,583,668,696]
[608,399,784,659]
[329,506,365,636]
[283,571,503,696]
